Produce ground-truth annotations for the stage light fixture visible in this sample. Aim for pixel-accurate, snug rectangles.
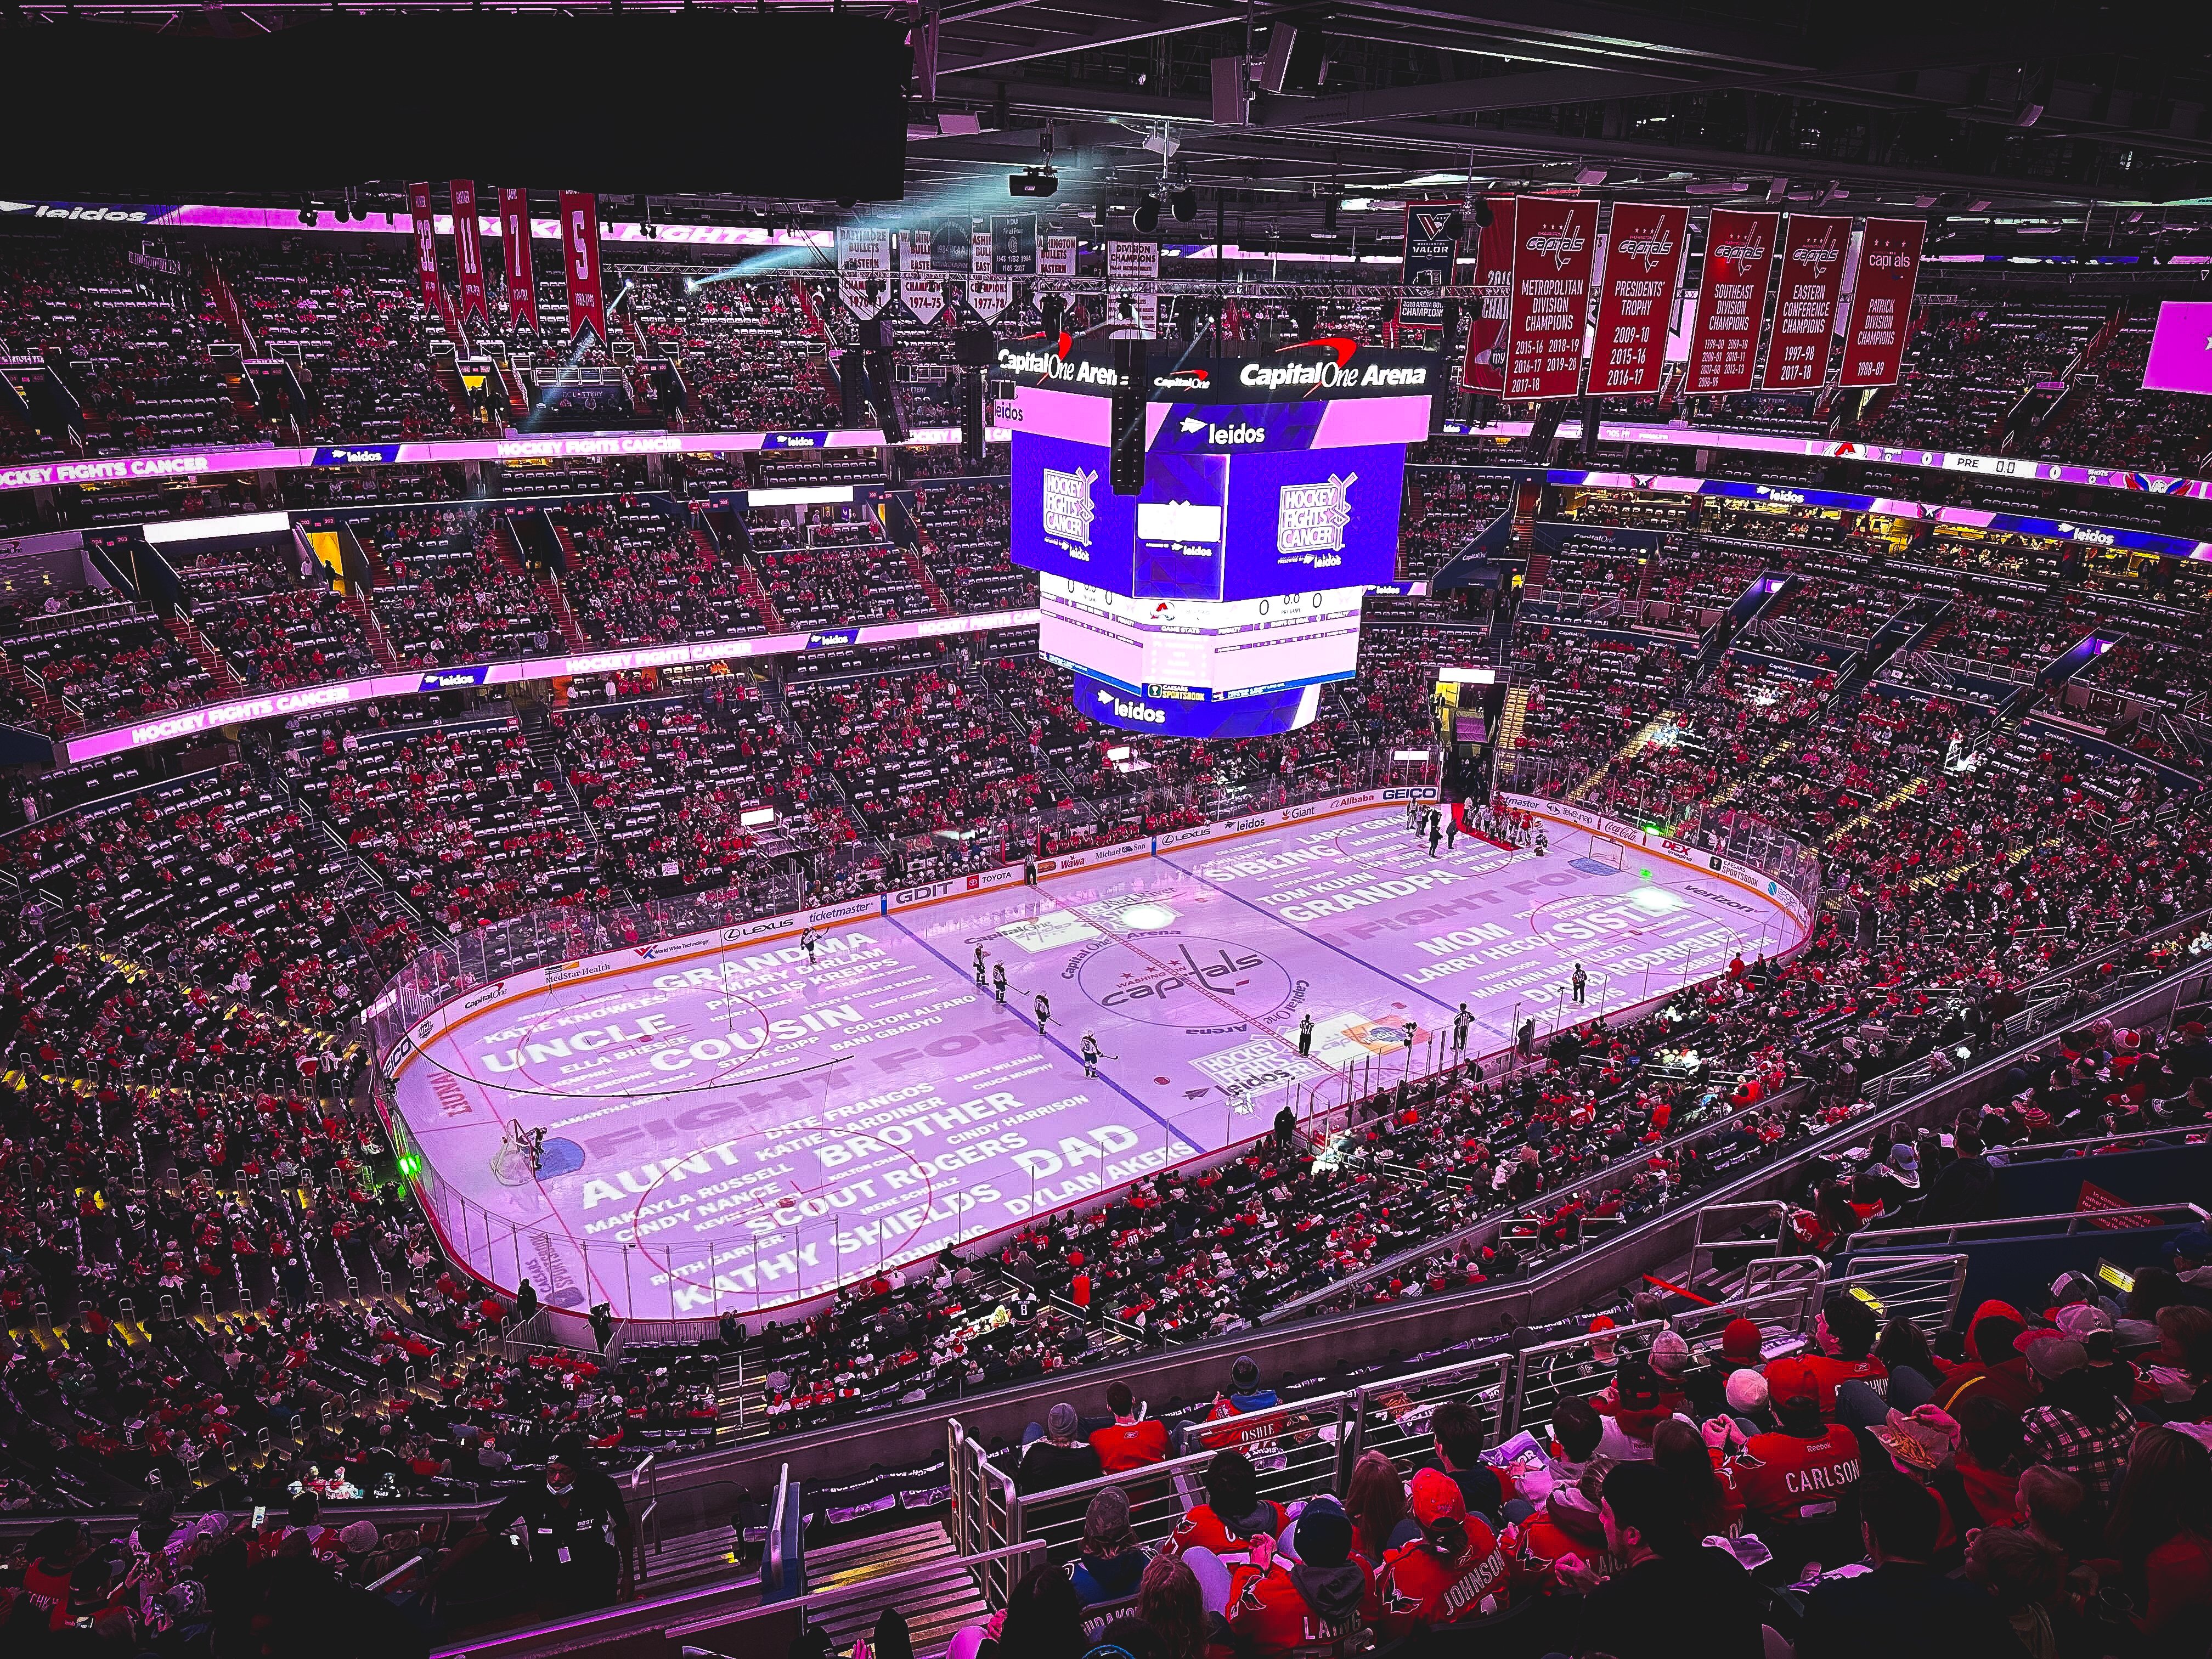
[1011,165,1059,199]
[1169,184,1198,222]
[1134,195,1160,233]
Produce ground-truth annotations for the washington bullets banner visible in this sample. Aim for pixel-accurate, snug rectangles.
[1397,201,1462,330]
[498,188,538,333]
[1839,217,1926,388]
[1503,196,1599,399]
[449,180,489,329]
[558,191,606,344]
[1760,213,1849,392]
[407,183,445,319]
[1589,203,1686,397]
[900,273,946,323]
[1458,197,1516,392]
[1684,208,1779,395]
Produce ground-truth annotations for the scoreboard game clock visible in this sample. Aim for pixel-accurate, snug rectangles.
[1001,342,1437,737]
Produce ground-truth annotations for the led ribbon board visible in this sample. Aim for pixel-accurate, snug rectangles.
[1003,344,1435,737]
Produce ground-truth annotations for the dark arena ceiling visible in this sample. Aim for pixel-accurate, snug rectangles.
[14,1,2212,258]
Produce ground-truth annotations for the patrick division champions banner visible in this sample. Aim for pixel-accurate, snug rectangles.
[1840,217,1926,388]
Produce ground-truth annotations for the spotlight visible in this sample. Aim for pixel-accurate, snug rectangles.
[1134,195,1160,234]
[1169,184,1198,222]
[1011,165,1059,199]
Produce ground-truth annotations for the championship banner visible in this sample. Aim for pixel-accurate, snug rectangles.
[899,273,946,323]
[406,182,445,318]
[930,218,973,275]
[1458,196,1517,391]
[1839,216,1926,388]
[449,180,489,329]
[837,227,892,318]
[1502,196,1599,400]
[968,276,1015,319]
[1105,239,1157,336]
[557,191,606,343]
[498,187,538,333]
[1396,201,1461,330]
[1039,234,1077,280]
[899,228,934,272]
[1588,202,1686,397]
[1684,208,1779,395]
[972,225,995,283]
[990,213,1039,276]
[1760,213,1850,392]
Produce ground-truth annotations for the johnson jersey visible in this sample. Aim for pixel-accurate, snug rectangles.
[1165,1499,1290,1561]
[1375,1521,1511,1635]
[1734,1426,1862,1527]
[1224,1560,1378,1656]
[1763,1354,1888,1415]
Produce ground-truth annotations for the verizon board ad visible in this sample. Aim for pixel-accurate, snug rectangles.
[450,180,489,328]
[1759,214,1850,392]
[498,187,538,332]
[558,190,606,344]
[407,182,444,317]
[1458,198,1517,392]
[1589,203,1687,397]
[1396,202,1462,331]
[1503,197,1599,399]
[1684,208,1779,395]
[1839,217,1926,388]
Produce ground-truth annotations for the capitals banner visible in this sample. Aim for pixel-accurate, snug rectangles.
[1839,216,1926,388]
[558,190,606,344]
[1760,213,1850,392]
[1684,208,1778,395]
[1396,201,1461,330]
[407,182,445,318]
[1589,202,1687,397]
[449,180,489,329]
[1458,197,1518,392]
[1503,196,1599,399]
[498,187,538,332]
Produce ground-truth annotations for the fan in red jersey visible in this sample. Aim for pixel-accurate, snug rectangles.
[1374,1468,1513,1636]
[1164,1450,1289,1564]
[1218,1496,1377,1657]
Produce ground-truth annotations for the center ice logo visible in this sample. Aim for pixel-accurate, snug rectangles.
[1041,466,1098,547]
[1278,472,1356,561]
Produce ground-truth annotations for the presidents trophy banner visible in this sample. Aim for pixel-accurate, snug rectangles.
[1588,202,1687,397]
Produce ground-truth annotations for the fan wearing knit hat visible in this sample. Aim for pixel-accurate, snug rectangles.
[1373,1468,1513,1635]
[1217,1494,1375,1657]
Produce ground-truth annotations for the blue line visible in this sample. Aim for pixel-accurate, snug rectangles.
[879,909,1190,1148]
[1153,845,1463,1015]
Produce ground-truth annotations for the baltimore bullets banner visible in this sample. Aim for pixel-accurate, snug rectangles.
[407,182,445,319]
[558,190,606,344]
[498,187,538,333]
[836,227,891,318]
[449,180,489,329]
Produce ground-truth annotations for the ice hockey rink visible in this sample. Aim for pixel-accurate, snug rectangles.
[385,806,1808,1321]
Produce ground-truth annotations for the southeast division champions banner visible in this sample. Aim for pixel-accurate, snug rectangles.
[1396,201,1462,331]
[450,180,489,329]
[1760,213,1850,392]
[1589,202,1686,397]
[1503,196,1599,399]
[498,187,538,333]
[1839,217,1926,388]
[558,190,606,344]
[1684,208,1779,395]
[1458,196,1516,392]
[407,182,445,319]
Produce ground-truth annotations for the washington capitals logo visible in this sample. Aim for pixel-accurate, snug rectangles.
[1790,233,1843,271]
[1712,232,1770,271]
[1279,473,1356,559]
[1615,232,1677,271]
[1525,218,1588,270]
[1041,467,1098,547]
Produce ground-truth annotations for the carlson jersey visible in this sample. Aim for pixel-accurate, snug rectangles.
[1165,1500,1289,1561]
[1375,1520,1511,1635]
[1224,1560,1378,1657]
[1734,1426,1862,1527]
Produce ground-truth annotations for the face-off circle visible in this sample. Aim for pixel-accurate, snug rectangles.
[1075,933,1296,1028]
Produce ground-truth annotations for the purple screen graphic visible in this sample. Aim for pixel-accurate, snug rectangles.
[1011,431,1136,591]
[1221,442,1408,601]
[2143,301,2212,396]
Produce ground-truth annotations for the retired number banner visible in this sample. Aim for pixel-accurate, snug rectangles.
[1457,196,1517,392]
[1684,208,1779,395]
[1502,196,1599,400]
[407,182,445,318]
[498,187,538,332]
[558,190,606,344]
[1588,202,1687,397]
[1759,213,1850,391]
[1839,217,1926,388]
[449,180,489,329]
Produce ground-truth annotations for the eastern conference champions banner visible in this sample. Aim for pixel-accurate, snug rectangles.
[1840,217,1926,388]
[1760,213,1849,392]
[558,190,606,345]
[1589,203,1687,397]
